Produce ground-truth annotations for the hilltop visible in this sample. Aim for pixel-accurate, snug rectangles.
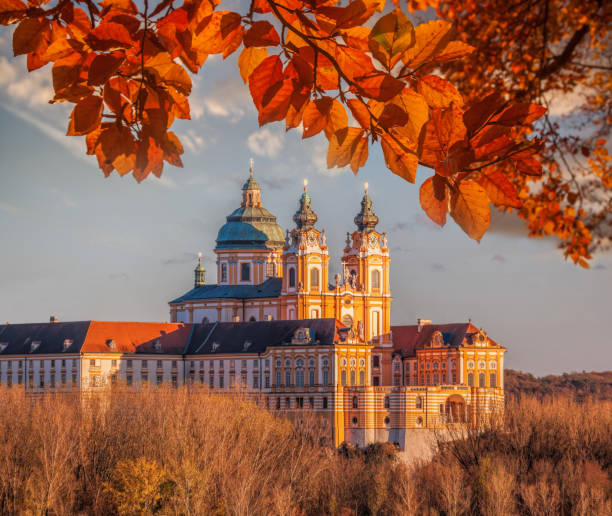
[505,369,612,400]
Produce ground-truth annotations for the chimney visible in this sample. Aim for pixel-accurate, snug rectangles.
[50,316,59,323]
[417,318,432,332]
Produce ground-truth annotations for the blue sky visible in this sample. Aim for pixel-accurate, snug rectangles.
[0,30,610,376]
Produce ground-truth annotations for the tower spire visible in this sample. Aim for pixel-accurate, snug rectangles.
[354,182,379,233]
[194,252,206,287]
[242,158,262,207]
[293,178,318,231]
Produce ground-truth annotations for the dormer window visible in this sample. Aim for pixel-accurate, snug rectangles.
[243,341,252,351]
[211,342,220,352]
[63,339,72,351]
[0,342,7,352]
[106,339,117,351]
[30,341,41,352]
[154,340,162,352]
[241,263,250,281]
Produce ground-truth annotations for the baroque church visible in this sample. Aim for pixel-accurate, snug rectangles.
[0,164,506,449]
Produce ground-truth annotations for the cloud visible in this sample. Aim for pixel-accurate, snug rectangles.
[0,57,17,86]
[491,253,506,263]
[200,77,253,122]
[247,128,285,158]
[179,129,208,154]
[593,264,606,270]
[149,174,178,189]
[543,87,586,117]
[49,187,78,208]
[488,210,527,237]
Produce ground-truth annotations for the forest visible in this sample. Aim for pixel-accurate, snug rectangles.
[0,382,610,515]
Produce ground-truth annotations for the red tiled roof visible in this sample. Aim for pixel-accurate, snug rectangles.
[82,321,192,354]
[391,322,497,357]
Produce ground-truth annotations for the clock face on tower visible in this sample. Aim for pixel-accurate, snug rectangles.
[368,234,378,248]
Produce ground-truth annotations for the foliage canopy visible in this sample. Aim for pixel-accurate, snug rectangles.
[1,0,609,263]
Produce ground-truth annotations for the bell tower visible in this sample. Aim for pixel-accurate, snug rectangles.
[341,183,391,342]
[281,180,329,320]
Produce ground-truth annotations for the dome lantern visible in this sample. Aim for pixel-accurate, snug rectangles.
[354,182,379,233]
[194,252,206,287]
[293,179,318,231]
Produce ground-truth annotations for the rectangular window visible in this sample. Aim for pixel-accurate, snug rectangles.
[72,373,77,384]
[322,397,328,409]
[296,370,304,387]
[241,360,247,368]
[296,397,304,408]
[127,360,132,368]
[221,263,227,282]
[253,376,258,388]
[309,397,314,408]
[90,359,96,367]
[127,375,133,385]
[452,373,457,383]
[276,371,281,386]
[241,373,247,385]
[265,359,270,367]
[172,375,177,387]
[172,360,177,368]
[276,397,281,409]
[157,375,163,385]
[309,370,315,386]
[285,397,290,408]
[285,371,291,387]
[157,360,162,368]
[266,262,274,277]
[219,376,224,388]
[373,356,380,367]
[142,360,147,367]
[50,376,55,388]
[265,375,270,388]
[373,376,380,386]
[241,262,250,281]
[323,370,329,386]
[209,375,214,388]
[111,359,117,367]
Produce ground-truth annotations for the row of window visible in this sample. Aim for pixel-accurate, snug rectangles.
[275,369,329,387]
[271,396,329,410]
[351,395,423,410]
[340,369,366,386]
[1,372,78,388]
[0,359,76,369]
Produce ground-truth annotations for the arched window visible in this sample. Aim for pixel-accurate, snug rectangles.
[352,396,358,409]
[490,372,497,388]
[479,373,485,387]
[341,370,347,386]
[310,268,320,288]
[249,316,256,322]
[433,373,439,385]
[384,396,390,409]
[289,268,296,288]
[350,370,356,386]
[241,263,250,281]
[201,316,209,324]
[371,269,380,290]
[468,372,474,387]
[416,396,422,409]
[359,370,365,385]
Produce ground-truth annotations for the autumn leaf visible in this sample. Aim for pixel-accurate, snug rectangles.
[351,72,404,101]
[492,103,546,126]
[450,180,491,242]
[431,40,474,63]
[244,20,280,47]
[0,0,27,25]
[420,175,447,226]
[88,53,125,86]
[478,169,522,208]
[258,79,294,125]
[327,126,364,168]
[13,18,49,56]
[248,55,282,109]
[69,95,103,135]
[347,98,370,129]
[302,97,348,139]
[238,46,268,83]
[390,88,429,143]
[86,21,134,51]
[418,106,467,168]
[381,134,418,183]
[368,8,415,68]
[401,19,451,69]
[417,74,463,109]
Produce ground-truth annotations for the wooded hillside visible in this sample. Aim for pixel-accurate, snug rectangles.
[505,369,612,400]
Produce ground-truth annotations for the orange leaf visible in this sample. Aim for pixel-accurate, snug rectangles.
[334,45,374,80]
[238,46,268,83]
[352,72,404,101]
[350,136,369,174]
[86,21,134,51]
[463,92,506,136]
[258,78,294,125]
[381,134,418,183]
[249,55,282,109]
[478,170,522,208]
[378,103,408,129]
[69,95,103,135]
[88,53,125,86]
[420,176,447,226]
[13,17,49,56]
[368,8,415,68]
[302,97,348,139]
[493,103,546,126]
[244,20,280,47]
[341,26,370,52]
[417,75,463,109]
[418,106,466,168]
[432,40,475,63]
[327,127,364,168]
[390,88,429,143]
[401,20,451,69]
[347,98,370,129]
[0,0,27,25]
[450,180,491,242]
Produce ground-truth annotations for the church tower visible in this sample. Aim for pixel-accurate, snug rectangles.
[214,161,285,286]
[281,180,330,320]
[340,183,391,342]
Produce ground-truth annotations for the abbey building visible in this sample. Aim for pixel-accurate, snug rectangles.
[0,165,506,449]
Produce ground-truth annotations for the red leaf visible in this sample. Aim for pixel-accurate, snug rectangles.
[69,95,103,135]
[88,53,125,86]
[86,21,134,51]
[493,103,546,126]
[249,55,283,109]
[351,72,404,101]
[244,20,280,47]
[420,175,447,226]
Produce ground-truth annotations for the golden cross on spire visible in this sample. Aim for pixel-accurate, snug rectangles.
[249,157,254,177]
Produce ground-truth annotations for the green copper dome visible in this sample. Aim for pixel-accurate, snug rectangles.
[215,168,284,250]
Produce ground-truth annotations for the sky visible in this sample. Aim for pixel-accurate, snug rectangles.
[0,28,610,377]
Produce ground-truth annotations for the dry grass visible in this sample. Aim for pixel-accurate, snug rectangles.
[0,388,610,515]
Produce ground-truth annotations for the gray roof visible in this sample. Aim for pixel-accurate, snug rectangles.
[216,206,285,250]
[0,321,89,354]
[169,277,282,304]
[185,318,342,355]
